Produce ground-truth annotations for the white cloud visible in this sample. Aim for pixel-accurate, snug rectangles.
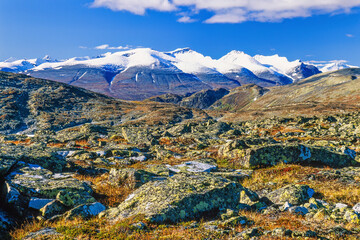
[346,33,354,38]
[177,15,196,23]
[94,44,131,50]
[91,0,360,23]
[91,0,176,15]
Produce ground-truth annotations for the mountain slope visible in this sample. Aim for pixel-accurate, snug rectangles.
[0,71,208,134]
[218,68,360,121]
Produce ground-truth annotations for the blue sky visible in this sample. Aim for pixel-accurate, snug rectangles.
[0,0,360,65]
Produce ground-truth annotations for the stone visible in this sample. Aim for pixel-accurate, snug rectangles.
[279,202,292,211]
[65,202,106,219]
[100,173,248,223]
[167,161,217,173]
[265,184,314,205]
[352,202,360,214]
[272,227,292,237]
[219,144,357,168]
[334,203,348,211]
[344,210,360,224]
[221,216,248,227]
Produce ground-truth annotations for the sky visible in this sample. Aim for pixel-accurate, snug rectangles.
[0,0,360,65]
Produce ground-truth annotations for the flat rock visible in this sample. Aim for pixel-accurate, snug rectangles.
[5,163,93,199]
[167,161,217,173]
[100,173,247,223]
[265,184,314,205]
[3,162,94,217]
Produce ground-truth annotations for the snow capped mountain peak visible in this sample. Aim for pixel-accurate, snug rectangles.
[42,55,51,61]
[167,47,192,55]
[220,50,274,75]
[254,54,301,74]
[0,48,357,86]
[307,60,359,73]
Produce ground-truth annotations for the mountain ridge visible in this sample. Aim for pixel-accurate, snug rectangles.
[0,48,357,100]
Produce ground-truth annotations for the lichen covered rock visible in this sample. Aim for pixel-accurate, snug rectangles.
[100,173,247,223]
[3,162,94,217]
[265,184,314,205]
[219,144,356,168]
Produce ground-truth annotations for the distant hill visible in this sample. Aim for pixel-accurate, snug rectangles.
[146,68,360,121]
[0,71,208,134]
[219,68,360,121]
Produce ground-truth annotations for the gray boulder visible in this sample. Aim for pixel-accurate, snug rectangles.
[265,184,314,205]
[100,173,248,223]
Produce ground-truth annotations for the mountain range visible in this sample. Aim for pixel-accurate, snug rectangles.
[0,48,357,100]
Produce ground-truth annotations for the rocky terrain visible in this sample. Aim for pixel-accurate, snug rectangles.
[1,70,360,239]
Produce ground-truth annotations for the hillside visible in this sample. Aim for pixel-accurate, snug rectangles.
[229,68,360,120]
[0,71,208,134]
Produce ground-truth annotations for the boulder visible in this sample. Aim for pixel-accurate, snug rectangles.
[100,173,247,223]
[3,162,94,217]
[265,184,314,205]
[5,163,93,199]
[219,144,357,168]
